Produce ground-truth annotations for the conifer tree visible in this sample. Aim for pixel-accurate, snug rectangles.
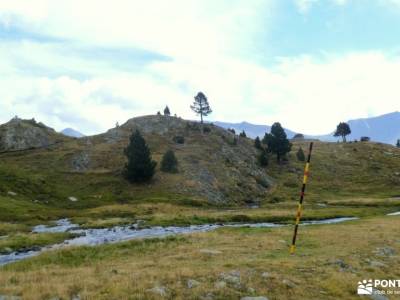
[254,136,262,150]
[258,149,269,167]
[334,122,351,142]
[263,122,292,162]
[123,130,157,182]
[190,92,212,124]
[161,149,178,173]
[164,106,171,116]
[239,130,247,138]
[296,147,305,161]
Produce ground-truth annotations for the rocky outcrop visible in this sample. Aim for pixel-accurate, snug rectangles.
[0,117,65,152]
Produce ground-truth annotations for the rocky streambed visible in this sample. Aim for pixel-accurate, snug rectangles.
[0,217,361,266]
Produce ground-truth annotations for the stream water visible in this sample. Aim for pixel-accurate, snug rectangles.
[0,217,360,266]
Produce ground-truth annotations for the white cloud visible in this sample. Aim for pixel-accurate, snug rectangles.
[294,0,320,13]
[0,1,399,136]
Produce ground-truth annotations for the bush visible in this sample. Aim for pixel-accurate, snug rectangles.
[203,126,211,133]
[360,136,370,142]
[228,128,236,134]
[161,150,178,173]
[258,150,268,167]
[254,136,262,150]
[296,147,305,161]
[173,136,185,144]
[239,130,247,138]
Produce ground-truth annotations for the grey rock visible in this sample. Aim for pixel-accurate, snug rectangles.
[220,270,241,285]
[369,261,387,268]
[214,281,227,289]
[261,272,270,278]
[146,286,167,297]
[0,296,22,300]
[375,247,395,257]
[199,249,222,255]
[0,117,58,151]
[200,292,214,300]
[7,191,17,196]
[71,152,90,171]
[68,196,78,202]
[282,279,296,288]
[187,279,200,289]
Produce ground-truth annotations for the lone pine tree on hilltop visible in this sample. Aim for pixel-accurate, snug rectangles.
[191,92,212,124]
[334,122,351,142]
[164,106,171,116]
[123,130,157,183]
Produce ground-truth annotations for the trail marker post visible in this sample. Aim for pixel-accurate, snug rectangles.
[290,142,314,255]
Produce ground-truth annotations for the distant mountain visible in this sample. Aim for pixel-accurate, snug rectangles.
[215,111,400,145]
[312,111,400,144]
[214,121,298,139]
[344,111,400,144]
[61,128,85,138]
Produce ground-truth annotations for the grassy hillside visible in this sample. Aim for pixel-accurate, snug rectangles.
[0,115,399,235]
[0,115,400,299]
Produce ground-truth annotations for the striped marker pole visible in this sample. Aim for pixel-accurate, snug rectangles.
[290,142,314,255]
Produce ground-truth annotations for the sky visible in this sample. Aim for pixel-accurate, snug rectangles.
[0,0,399,135]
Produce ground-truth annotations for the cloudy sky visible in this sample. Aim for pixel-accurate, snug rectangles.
[0,0,399,135]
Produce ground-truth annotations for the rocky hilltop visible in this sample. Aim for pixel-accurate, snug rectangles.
[0,117,70,152]
[79,115,272,204]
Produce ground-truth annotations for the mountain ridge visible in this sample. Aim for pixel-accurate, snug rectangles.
[215,111,400,144]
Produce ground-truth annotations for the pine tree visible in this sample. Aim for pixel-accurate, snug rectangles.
[262,122,292,162]
[190,92,212,124]
[161,149,178,173]
[239,130,247,138]
[258,149,269,167]
[254,136,262,150]
[296,147,305,161]
[397,139,400,148]
[164,106,171,116]
[334,122,351,142]
[123,130,157,183]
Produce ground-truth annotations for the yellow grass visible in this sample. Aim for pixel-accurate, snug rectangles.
[0,216,399,299]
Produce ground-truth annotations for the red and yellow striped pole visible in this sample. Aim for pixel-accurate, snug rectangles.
[290,142,314,255]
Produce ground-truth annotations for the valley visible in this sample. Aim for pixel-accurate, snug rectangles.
[0,115,399,299]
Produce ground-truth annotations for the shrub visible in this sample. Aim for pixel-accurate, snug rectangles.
[296,147,305,161]
[258,149,269,167]
[360,136,370,142]
[173,136,185,144]
[203,126,211,133]
[161,150,178,173]
[254,136,262,150]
